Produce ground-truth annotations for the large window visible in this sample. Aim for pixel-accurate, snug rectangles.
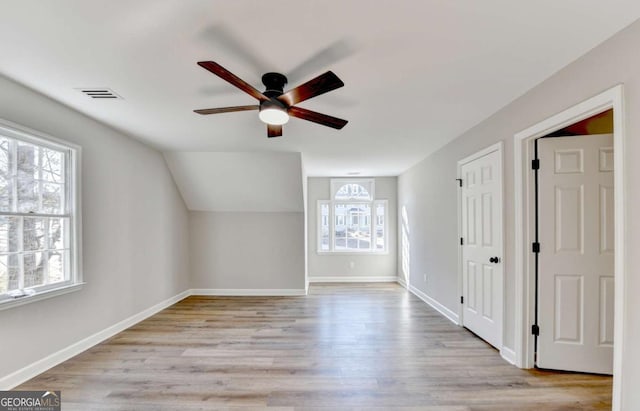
[0,121,81,309]
[318,179,387,253]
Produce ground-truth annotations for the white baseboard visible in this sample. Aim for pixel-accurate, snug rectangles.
[500,346,517,365]
[190,288,307,296]
[0,289,191,390]
[396,276,408,288]
[408,284,459,325]
[308,276,398,283]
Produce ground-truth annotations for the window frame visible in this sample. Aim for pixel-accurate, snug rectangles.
[0,119,83,310]
[317,178,388,255]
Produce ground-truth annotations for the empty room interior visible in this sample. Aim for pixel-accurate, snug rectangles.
[1,1,640,410]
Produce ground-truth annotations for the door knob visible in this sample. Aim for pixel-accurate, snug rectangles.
[489,256,501,263]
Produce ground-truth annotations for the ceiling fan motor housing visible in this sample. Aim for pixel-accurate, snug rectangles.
[262,72,288,98]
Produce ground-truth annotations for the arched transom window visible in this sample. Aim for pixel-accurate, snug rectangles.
[334,183,372,201]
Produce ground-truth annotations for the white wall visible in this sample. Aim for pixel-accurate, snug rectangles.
[307,177,397,280]
[0,75,190,379]
[397,155,458,304]
[190,211,305,291]
[398,19,640,409]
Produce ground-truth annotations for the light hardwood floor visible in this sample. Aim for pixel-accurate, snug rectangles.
[18,284,612,410]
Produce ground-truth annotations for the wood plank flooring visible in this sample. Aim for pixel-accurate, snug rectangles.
[18,284,612,410]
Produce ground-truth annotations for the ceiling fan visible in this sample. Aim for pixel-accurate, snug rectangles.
[194,61,348,137]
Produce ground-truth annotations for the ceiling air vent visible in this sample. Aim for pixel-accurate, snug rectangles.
[77,88,122,99]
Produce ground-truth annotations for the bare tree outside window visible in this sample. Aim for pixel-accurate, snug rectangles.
[0,136,69,295]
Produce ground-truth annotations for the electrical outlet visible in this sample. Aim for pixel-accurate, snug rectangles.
[349,261,355,269]
[423,274,427,282]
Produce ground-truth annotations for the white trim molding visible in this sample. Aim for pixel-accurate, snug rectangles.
[396,277,408,289]
[308,276,398,283]
[513,84,625,410]
[191,288,307,296]
[500,346,517,365]
[408,284,459,325]
[0,289,191,390]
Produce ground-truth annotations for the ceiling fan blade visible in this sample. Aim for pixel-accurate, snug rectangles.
[198,24,272,75]
[288,106,348,130]
[194,105,259,115]
[197,61,269,102]
[267,124,283,138]
[277,71,344,107]
[286,39,356,84]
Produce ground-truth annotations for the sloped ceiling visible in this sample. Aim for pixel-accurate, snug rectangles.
[164,152,303,212]
[1,1,639,178]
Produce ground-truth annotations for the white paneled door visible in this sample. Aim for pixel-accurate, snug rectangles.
[460,145,503,349]
[537,134,614,374]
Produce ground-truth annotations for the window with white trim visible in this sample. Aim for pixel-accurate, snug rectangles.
[0,121,81,308]
[318,179,387,253]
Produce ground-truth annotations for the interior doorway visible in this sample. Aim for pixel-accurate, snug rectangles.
[513,85,625,409]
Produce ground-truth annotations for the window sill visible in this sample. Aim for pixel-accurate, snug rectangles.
[0,282,85,311]
[317,250,389,256]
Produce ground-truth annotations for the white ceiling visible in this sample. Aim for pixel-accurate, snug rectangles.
[0,1,639,176]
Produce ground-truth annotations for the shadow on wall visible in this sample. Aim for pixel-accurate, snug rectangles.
[401,205,410,284]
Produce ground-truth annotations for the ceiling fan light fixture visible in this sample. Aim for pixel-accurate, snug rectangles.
[259,106,289,125]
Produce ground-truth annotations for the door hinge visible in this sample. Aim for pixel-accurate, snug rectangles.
[532,324,540,336]
[456,178,463,187]
[532,159,540,170]
[460,237,464,246]
[532,242,540,253]
[460,296,464,304]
